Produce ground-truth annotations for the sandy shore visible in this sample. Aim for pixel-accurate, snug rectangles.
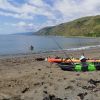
[0,47,100,100]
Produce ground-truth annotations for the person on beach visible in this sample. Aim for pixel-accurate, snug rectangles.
[80,55,88,71]
[30,45,34,51]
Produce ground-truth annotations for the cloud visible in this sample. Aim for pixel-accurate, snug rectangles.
[0,0,55,20]
[0,0,57,20]
[0,0,31,19]
[9,21,37,31]
[28,0,45,7]
[0,11,33,19]
[0,0,19,13]
[13,21,27,27]
[0,0,100,20]
[0,0,100,34]
[53,0,100,21]
[11,21,33,27]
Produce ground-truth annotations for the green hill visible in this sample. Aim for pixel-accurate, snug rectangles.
[35,15,100,37]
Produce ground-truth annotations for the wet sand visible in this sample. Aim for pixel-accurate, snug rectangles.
[0,47,100,100]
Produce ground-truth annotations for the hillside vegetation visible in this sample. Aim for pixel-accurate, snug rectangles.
[35,15,100,37]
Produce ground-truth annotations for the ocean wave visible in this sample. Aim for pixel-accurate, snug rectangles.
[66,45,100,51]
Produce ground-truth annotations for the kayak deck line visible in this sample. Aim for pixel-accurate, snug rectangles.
[46,58,100,63]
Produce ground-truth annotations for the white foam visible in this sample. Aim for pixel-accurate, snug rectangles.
[66,45,100,51]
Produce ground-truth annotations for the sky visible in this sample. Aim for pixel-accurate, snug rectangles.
[0,0,100,34]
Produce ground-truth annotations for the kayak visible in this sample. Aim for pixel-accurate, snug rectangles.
[46,58,100,63]
[57,62,100,71]
[35,57,100,71]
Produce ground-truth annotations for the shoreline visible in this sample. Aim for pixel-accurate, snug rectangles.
[0,46,100,59]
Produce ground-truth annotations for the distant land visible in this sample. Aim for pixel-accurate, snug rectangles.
[34,15,100,37]
[13,32,35,35]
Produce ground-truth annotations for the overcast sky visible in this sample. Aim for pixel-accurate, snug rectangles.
[0,0,100,34]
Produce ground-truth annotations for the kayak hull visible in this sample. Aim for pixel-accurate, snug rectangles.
[57,62,100,71]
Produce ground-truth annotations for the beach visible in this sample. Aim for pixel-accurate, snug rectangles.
[0,47,100,100]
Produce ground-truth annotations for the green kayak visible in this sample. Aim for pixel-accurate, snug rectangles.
[57,62,100,71]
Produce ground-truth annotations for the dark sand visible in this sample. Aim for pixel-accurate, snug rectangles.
[0,47,100,100]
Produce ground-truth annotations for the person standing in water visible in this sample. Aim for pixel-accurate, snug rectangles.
[30,45,34,52]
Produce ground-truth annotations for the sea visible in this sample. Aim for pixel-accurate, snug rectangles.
[0,34,100,56]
